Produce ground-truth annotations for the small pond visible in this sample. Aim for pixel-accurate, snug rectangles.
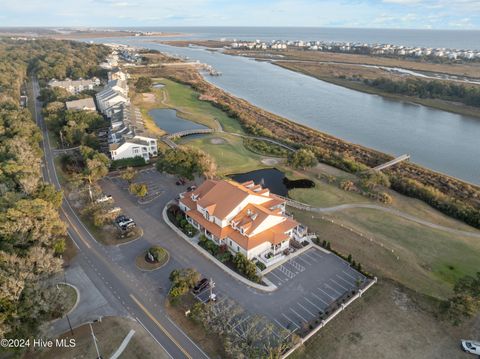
[230,168,314,196]
[149,108,208,134]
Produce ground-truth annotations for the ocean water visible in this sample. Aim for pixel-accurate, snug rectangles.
[116,26,480,50]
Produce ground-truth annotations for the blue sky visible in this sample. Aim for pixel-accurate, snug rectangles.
[0,0,479,28]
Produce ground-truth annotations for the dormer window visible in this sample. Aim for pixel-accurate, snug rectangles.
[191,194,199,201]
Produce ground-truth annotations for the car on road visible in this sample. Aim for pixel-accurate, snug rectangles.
[461,340,480,355]
[96,194,113,203]
[193,278,209,294]
[186,185,197,192]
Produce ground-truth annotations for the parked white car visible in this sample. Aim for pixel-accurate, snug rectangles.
[461,340,480,355]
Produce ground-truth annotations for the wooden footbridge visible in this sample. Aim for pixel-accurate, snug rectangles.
[373,154,410,171]
[162,128,214,148]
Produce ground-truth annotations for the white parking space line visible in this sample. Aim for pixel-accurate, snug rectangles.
[324,283,342,296]
[269,271,286,283]
[336,274,355,288]
[318,287,336,300]
[309,250,324,259]
[278,265,295,279]
[297,302,315,317]
[296,256,312,266]
[304,297,323,311]
[311,292,329,306]
[330,278,348,292]
[282,313,300,329]
[290,308,309,322]
[342,270,360,281]
[273,318,290,331]
[288,259,305,272]
[304,252,319,262]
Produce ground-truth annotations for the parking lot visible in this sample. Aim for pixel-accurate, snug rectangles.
[264,248,367,334]
[101,168,372,341]
[108,168,166,204]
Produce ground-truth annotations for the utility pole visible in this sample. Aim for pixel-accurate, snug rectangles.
[59,130,65,149]
[209,278,216,302]
[89,322,102,359]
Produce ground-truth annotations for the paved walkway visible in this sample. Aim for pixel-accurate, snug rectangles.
[285,199,480,239]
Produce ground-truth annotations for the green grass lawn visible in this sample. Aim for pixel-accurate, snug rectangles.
[295,206,480,299]
[288,179,369,207]
[180,133,272,175]
[151,78,245,134]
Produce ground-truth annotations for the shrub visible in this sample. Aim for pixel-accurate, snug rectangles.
[216,251,232,263]
[233,253,260,283]
[149,247,167,262]
[110,156,146,170]
[168,268,200,299]
[129,183,148,197]
[135,76,153,92]
[121,166,137,183]
[255,261,266,271]
[53,239,66,255]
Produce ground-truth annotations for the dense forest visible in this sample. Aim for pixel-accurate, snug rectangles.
[363,77,480,107]
[0,38,108,340]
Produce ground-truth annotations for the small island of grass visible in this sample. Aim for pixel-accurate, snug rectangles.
[136,246,170,271]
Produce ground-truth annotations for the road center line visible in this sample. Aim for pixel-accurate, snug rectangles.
[130,294,192,359]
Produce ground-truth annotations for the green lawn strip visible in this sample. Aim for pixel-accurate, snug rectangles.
[288,179,369,207]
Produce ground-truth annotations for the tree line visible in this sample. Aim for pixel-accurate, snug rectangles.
[364,77,480,108]
[0,38,109,340]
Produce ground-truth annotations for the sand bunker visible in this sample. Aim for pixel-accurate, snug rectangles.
[142,93,155,103]
[261,158,280,165]
[210,138,226,145]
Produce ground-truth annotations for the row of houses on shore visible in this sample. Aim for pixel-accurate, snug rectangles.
[49,57,158,163]
[230,39,480,61]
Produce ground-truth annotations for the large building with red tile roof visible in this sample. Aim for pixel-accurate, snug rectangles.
[178,179,302,260]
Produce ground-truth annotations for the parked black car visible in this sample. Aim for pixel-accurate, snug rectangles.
[193,278,209,294]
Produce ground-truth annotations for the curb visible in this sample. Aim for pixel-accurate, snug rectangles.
[135,250,170,272]
[162,202,278,292]
[59,282,80,316]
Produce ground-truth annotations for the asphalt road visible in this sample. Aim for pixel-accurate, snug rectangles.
[32,78,209,359]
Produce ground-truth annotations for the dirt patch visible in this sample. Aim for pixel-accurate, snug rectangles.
[142,93,156,103]
[261,158,280,165]
[292,280,475,359]
[210,137,226,144]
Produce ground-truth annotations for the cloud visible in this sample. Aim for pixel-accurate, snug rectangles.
[0,0,478,28]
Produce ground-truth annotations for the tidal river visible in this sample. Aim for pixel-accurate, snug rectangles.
[91,38,480,185]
